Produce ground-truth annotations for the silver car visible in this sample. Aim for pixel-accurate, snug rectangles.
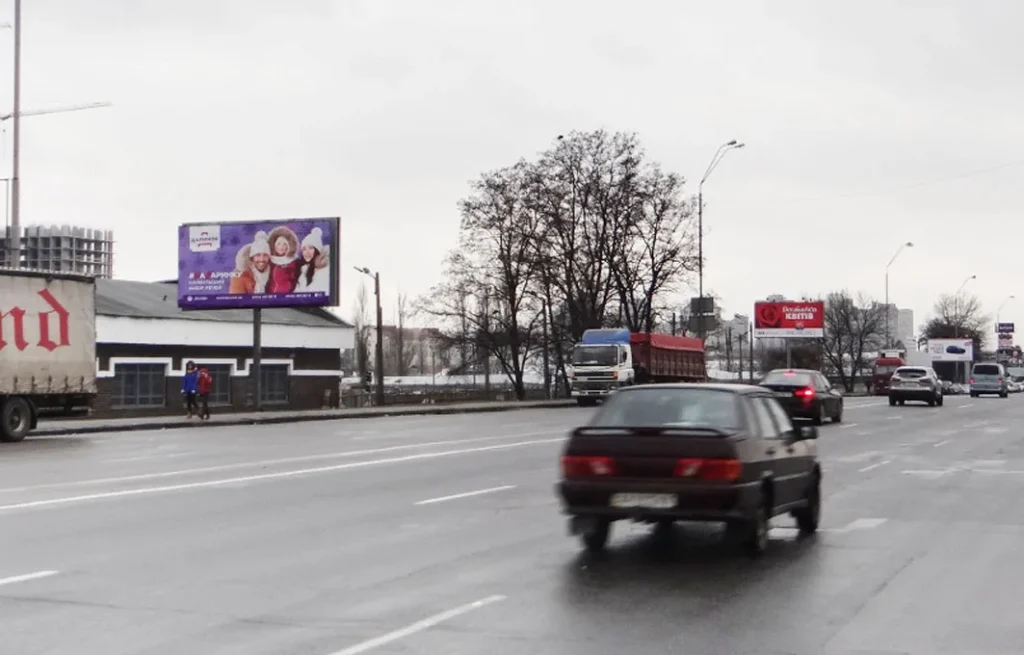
[888,366,944,407]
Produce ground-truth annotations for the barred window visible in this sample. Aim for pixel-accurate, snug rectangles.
[260,364,289,403]
[114,364,166,407]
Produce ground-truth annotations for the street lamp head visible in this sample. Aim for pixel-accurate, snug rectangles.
[725,139,738,146]
[734,142,746,149]
[970,274,977,280]
[905,241,914,247]
[354,265,371,275]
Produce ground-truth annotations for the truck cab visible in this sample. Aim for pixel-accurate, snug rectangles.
[569,329,636,406]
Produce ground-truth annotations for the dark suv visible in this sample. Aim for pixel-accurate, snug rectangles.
[557,383,821,558]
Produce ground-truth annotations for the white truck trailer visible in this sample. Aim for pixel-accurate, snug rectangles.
[0,270,96,442]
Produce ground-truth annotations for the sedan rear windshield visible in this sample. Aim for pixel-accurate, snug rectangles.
[761,371,813,386]
[895,368,927,378]
[592,388,742,430]
[973,364,1001,375]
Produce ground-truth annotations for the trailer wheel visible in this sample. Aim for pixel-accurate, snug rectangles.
[0,397,32,443]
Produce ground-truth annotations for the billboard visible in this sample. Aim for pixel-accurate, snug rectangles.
[926,338,974,362]
[997,322,1015,334]
[998,334,1013,349]
[177,217,339,310]
[753,300,825,338]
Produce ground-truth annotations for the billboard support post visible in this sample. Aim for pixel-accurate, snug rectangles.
[252,308,262,411]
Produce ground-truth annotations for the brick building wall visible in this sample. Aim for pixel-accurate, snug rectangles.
[93,343,341,419]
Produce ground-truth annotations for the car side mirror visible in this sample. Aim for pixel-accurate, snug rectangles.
[797,425,818,440]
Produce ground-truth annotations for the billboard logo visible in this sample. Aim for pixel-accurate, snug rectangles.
[189,225,221,252]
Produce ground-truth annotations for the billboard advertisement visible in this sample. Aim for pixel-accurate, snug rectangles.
[177,217,339,310]
[997,322,1015,334]
[753,300,825,338]
[926,338,974,362]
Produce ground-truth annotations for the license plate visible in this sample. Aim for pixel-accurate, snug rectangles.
[775,392,791,398]
[610,493,676,509]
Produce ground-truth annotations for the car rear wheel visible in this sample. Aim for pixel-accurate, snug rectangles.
[812,404,825,426]
[580,519,611,553]
[832,404,843,423]
[743,506,770,558]
[888,396,896,407]
[936,395,944,407]
[794,478,820,535]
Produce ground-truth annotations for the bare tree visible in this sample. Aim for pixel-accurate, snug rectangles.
[418,163,544,399]
[352,283,372,384]
[391,292,417,376]
[609,166,698,333]
[821,291,885,391]
[533,130,645,340]
[921,291,988,362]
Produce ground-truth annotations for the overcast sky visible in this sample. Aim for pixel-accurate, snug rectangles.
[5,0,1023,341]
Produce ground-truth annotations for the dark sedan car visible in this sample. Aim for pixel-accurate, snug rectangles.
[556,383,821,558]
[758,369,843,424]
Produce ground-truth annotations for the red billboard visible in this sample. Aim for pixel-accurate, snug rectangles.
[753,300,825,338]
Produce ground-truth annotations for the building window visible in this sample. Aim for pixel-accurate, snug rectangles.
[114,363,166,407]
[197,363,232,405]
[260,364,289,404]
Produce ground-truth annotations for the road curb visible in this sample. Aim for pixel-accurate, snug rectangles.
[32,400,579,437]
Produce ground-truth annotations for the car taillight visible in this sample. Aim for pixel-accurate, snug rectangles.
[999,378,1004,384]
[673,458,742,481]
[794,386,815,401]
[561,455,617,478]
[969,378,975,384]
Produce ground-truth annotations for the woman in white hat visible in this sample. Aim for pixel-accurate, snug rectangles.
[294,227,331,294]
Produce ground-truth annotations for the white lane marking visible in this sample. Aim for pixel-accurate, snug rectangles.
[887,416,903,421]
[902,468,956,479]
[839,423,859,430]
[0,439,562,513]
[327,595,506,655]
[933,439,952,448]
[0,570,59,587]
[830,518,888,533]
[858,459,892,473]
[0,431,559,495]
[416,485,516,506]
[957,404,973,409]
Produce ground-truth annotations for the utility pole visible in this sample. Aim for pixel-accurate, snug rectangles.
[8,0,21,267]
[541,300,551,399]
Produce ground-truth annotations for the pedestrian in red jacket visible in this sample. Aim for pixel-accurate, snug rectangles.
[197,367,213,420]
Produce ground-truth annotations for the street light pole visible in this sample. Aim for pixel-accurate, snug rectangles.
[697,139,744,341]
[355,266,386,407]
[884,241,914,348]
[8,0,21,267]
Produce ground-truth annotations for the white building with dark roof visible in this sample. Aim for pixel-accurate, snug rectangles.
[94,279,353,417]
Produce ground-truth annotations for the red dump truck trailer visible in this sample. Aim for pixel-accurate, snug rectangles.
[629,332,707,383]
[0,269,96,442]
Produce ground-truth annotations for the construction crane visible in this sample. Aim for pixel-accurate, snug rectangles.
[0,101,112,122]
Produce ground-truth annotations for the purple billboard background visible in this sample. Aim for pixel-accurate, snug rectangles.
[177,217,339,310]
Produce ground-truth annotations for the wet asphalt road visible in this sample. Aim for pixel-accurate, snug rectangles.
[2,394,1024,654]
